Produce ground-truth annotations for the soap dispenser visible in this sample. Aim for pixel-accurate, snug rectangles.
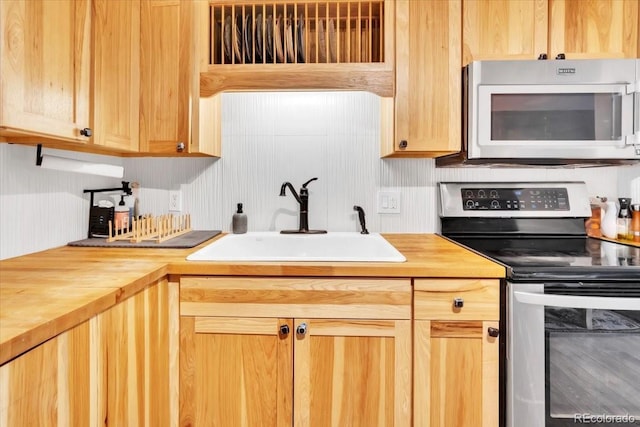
[232,203,247,234]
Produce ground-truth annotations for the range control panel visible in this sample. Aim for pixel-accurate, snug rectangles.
[461,187,570,211]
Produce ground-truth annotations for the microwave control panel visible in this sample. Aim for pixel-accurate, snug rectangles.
[461,187,570,211]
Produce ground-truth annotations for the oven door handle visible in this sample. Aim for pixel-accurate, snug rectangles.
[513,291,640,311]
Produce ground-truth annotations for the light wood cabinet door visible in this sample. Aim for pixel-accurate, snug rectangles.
[179,317,411,427]
[0,0,91,143]
[462,0,548,64]
[0,320,96,426]
[92,0,140,152]
[293,318,411,427]
[98,278,178,427]
[414,280,500,426]
[549,0,639,59]
[382,0,461,157]
[140,0,220,156]
[462,0,639,63]
[414,320,499,427]
[179,316,293,427]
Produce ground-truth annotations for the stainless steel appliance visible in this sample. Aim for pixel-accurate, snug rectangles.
[439,182,640,427]
[437,59,640,167]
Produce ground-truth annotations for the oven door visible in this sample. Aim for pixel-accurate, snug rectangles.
[507,282,640,427]
[470,83,638,160]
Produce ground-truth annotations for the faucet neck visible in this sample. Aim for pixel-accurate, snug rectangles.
[280,182,302,204]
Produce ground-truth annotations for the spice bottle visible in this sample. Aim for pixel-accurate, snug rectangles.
[631,204,640,243]
[114,195,129,232]
[617,198,632,240]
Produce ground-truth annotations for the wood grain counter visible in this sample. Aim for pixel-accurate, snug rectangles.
[0,234,504,365]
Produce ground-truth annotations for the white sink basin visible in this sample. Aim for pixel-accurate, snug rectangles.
[186,232,406,262]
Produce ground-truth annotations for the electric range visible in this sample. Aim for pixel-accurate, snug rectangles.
[439,182,640,427]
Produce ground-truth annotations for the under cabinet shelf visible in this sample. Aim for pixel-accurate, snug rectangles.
[208,1,385,65]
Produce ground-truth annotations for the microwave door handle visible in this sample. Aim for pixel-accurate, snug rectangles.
[627,80,640,151]
[513,290,640,311]
[634,82,640,151]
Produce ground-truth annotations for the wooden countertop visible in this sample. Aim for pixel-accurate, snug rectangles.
[0,233,504,365]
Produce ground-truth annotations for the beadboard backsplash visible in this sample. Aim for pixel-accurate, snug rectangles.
[1,91,638,259]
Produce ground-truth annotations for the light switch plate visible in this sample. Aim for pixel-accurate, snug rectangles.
[377,191,401,214]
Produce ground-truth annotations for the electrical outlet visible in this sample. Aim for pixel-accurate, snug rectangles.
[377,191,401,214]
[168,191,182,212]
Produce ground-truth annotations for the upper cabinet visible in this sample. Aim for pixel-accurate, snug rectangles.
[1,0,217,157]
[383,0,639,158]
[463,0,639,64]
[139,0,219,156]
[92,0,141,152]
[198,0,395,97]
[0,0,92,145]
[462,0,548,64]
[548,0,639,59]
[381,0,461,157]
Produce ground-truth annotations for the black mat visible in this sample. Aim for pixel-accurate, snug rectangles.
[68,230,221,249]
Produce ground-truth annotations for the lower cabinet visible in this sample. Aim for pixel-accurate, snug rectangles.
[0,318,94,425]
[0,277,178,426]
[179,276,412,427]
[413,279,500,427]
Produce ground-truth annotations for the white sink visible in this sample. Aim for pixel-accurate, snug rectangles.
[186,232,406,262]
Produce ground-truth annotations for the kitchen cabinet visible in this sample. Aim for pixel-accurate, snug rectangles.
[380,0,461,157]
[0,318,94,425]
[99,278,179,426]
[198,1,395,97]
[0,278,178,426]
[463,0,639,63]
[91,0,140,152]
[413,279,500,427]
[179,276,412,427]
[0,0,92,145]
[549,0,639,59]
[139,0,219,156]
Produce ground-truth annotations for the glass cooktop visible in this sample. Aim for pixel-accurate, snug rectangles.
[449,236,640,281]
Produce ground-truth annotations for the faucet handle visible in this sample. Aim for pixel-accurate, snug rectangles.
[302,177,318,188]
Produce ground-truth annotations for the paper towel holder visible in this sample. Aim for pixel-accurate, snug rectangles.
[35,144,124,178]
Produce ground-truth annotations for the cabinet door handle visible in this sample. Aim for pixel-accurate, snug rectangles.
[176,142,185,152]
[453,297,464,308]
[80,127,93,137]
[279,324,290,336]
[399,140,408,149]
[296,322,308,336]
[487,327,500,338]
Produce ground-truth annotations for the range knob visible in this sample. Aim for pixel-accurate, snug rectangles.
[465,200,476,209]
[490,190,499,199]
[477,190,486,198]
[490,200,500,209]
[464,190,474,198]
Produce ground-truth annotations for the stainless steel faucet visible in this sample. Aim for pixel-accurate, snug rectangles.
[279,177,327,234]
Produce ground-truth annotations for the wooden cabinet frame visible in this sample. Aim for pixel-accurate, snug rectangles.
[179,276,412,427]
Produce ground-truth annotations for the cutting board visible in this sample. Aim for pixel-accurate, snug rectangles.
[68,230,221,249]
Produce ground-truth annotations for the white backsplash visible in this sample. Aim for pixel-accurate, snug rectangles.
[1,91,638,259]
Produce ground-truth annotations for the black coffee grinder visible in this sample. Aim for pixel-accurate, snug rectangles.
[84,181,132,238]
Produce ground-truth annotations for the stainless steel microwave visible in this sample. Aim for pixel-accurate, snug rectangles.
[437,58,640,167]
